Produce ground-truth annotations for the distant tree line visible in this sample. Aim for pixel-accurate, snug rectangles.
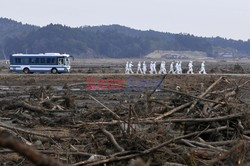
[0,18,250,59]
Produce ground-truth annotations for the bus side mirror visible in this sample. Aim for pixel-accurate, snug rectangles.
[70,55,74,61]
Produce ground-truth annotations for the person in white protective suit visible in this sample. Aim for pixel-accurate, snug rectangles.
[142,61,147,74]
[178,61,183,74]
[159,61,166,74]
[125,61,129,74]
[128,61,134,74]
[168,62,175,74]
[153,61,157,74]
[175,61,180,74]
[199,61,207,74]
[149,61,153,74]
[136,61,143,74]
[158,61,163,74]
[187,61,194,74]
[163,61,167,74]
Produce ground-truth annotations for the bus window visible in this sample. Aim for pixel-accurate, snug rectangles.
[29,58,35,64]
[35,58,39,64]
[51,58,55,64]
[58,58,64,65]
[21,58,28,64]
[15,58,21,64]
[41,58,45,63]
[47,58,51,64]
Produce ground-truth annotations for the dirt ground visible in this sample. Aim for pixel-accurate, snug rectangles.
[0,59,250,166]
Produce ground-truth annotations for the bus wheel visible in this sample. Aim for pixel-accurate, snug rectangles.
[23,68,30,74]
[51,68,58,74]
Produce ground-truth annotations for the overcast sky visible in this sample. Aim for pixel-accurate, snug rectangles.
[1,0,250,40]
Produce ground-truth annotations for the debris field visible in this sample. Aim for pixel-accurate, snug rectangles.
[0,74,250,166]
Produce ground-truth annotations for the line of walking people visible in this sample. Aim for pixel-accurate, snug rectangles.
[125,61,207,74]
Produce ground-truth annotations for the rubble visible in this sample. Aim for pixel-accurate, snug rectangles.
[0,75,250,165]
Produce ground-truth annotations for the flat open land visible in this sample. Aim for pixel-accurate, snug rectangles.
[0,59,250,165]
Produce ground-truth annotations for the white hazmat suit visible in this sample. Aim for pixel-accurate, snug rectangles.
[159,61,166,74]
[136,61,143,74]
[142,61,147,74]
[178,61,183,74]
[175,61,180,74]
[128,61,134,74]
[168,62,175,74]
[199,61,207,74]
[125,61,129,74]
[153,62,157,74]
[149,61,153,74]
[187,61,194,74]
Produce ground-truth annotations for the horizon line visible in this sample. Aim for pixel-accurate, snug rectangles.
[1,17,249,42]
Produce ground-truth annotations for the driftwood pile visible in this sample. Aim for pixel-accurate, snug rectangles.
[0,76,250,166]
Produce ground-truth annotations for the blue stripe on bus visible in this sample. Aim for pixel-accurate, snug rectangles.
[10,69,68,73]
[10,67,69,72]
[10,65,68,68]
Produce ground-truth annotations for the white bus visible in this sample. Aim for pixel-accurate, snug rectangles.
[9,53,72,74]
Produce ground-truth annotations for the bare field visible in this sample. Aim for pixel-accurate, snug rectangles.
[69,58,250,74]
[0,59,250,165]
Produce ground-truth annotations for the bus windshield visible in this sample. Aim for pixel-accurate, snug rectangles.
[65,58,70,66]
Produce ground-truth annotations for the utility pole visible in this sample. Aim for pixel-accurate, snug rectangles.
[1,47,9,64]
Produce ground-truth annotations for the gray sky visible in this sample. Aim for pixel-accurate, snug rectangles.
[1,0,250,40]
